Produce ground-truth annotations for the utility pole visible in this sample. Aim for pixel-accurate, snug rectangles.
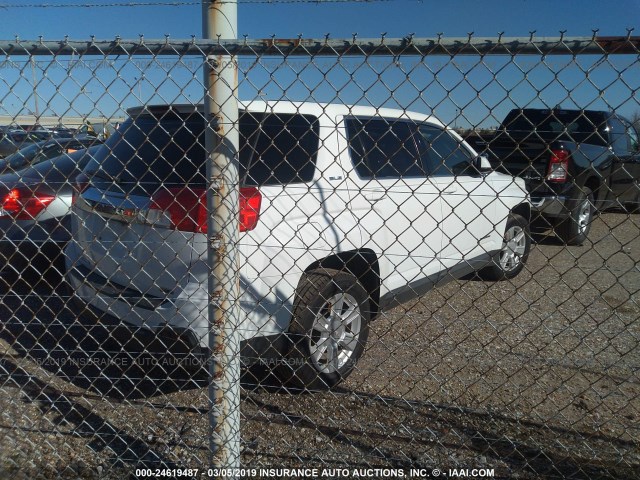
[202,0,241,474]
[31,57,40,124]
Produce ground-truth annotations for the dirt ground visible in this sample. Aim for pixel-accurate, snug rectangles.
[0,212,639,479]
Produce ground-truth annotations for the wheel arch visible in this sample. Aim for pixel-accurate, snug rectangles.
[510,201,531,222]
[304,248,381,320]
[583,175,603,209]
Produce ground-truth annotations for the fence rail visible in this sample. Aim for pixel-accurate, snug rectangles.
[1,34,639,56]
[0,35,638,479]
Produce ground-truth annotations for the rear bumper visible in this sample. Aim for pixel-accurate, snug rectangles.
[64,240,298,350]
[67,295,288,369]
[529,195,568,217]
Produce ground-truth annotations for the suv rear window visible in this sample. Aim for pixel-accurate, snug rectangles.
[501,109,609,146]
[85,110,319,196]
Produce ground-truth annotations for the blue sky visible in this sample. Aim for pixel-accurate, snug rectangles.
[0,0,638,127]
[0,0,637,39]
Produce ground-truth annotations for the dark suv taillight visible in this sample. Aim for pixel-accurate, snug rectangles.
[547,148,570,183]
[0,188,55,220]
[150,186,262,233]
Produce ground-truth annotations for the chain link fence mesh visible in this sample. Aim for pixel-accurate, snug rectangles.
[0,35,639,479]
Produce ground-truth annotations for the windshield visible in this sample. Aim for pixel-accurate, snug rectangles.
[3,142,43,163]
[17,145,102,186]
[0,141,46,172]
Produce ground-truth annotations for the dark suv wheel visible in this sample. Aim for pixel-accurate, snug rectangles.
[556,187,594,246]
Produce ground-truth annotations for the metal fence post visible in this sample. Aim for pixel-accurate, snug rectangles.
[202,0,241,472]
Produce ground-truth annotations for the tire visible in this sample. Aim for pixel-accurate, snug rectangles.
[556,187,594,246]
[278,269,370,392]
[625,186,640,214]
[0,243,65,291]
[479,213,531,281]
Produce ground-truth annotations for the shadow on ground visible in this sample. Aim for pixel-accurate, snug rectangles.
[0,262,207,400]
[241,387,639,479]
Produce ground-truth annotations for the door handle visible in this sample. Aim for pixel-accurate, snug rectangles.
[443,186,458,194]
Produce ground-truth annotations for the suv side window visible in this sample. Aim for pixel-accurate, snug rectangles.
[610,117,630,156]
[240,112,320,186]
[629,125,639,152]
[418,124,474,176]
[621,118,639,153]
[346,118,425,179]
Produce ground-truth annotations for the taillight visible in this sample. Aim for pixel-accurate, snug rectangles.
[150,187,207,233]
[150,186,261,233]
[239,186,262,232]
[547,148,570,183]
[0,188,55,220]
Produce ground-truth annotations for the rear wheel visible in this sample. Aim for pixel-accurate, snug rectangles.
[279,269,370,392]
[0,244,65,293]
[556,187,594,246]
[625,186,640,214]
[479,213,530,281]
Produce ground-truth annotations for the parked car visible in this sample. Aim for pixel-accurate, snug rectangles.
[0,130,54,158]
[48,125,77,137]
[0,125,22,141]
[465,108,640,245]
[0,136,102,175]
[65,102,530,390]
[0,146,102,275]
[75,122,99,137]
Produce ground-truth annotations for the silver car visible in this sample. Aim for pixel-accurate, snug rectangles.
[0,130,53,159]
[0,146,102,278]
[0,136,102,175]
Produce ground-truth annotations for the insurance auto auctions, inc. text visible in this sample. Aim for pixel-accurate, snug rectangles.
[202,467,496,478]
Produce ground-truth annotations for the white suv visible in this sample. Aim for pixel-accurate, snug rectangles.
[65,101,530,390]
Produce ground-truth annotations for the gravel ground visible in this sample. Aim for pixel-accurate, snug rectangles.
[0,212,639,479]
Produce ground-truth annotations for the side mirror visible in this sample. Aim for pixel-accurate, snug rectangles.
[473,155,492,173]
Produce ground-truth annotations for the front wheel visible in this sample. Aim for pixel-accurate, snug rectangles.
[278,269,370,392]
[479,213,531,281]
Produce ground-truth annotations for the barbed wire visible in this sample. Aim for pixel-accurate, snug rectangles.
[0,0,395,8]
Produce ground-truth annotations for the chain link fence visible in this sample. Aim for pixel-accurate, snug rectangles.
[0,34,639,479]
